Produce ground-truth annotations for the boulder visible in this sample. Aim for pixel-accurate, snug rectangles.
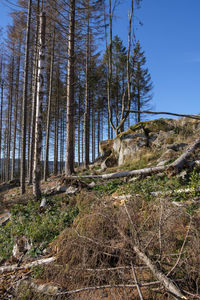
[113,133,147,166]
[101,153,118,170]
[167,143,188,152]
[65,186,78,195]
[99,139,113,156]
[56,185,67,193]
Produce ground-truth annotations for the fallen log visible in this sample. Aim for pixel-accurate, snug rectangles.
[68,165,165,180]
[133,245,187,299]
[0,256,56,274]
[167,136,200,176]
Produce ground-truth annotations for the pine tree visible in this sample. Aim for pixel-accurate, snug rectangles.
[131,41,153,122]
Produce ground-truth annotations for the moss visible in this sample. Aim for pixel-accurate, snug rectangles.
[129,118,175,134]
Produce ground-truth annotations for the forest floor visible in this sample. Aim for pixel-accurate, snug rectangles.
[1,160,200,299]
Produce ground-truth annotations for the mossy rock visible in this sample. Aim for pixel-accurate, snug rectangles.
[129,118,175,134]
[99,139,113,156]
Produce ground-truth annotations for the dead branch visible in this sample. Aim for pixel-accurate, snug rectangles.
[123,203,187,299]
[132,245,187,299]
[46,281,161,296]
[131,262,144,300]
[167,217,192,277]
[167,136,200,176]
[126,109,200,121]
[0,257,56,274]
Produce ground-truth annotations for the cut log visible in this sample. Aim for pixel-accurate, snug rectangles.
[167,136,200,176]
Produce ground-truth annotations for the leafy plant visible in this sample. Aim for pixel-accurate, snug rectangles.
[0,198,79,261]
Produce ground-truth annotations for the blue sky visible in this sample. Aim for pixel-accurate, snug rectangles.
[0,0,200,117]
[114,0,200,115]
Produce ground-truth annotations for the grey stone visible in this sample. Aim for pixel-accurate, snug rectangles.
[56,185,67,193]
[88,181,96,188]
[167,143,188,152]
[65,186,78,195]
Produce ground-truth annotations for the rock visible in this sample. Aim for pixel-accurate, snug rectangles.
[159,149,177,161]
[65,186,78,195]
[88,181,96,188]
[113,133,147,166]
[176,170,188,180]
[0,212,11,226]
[99,139,113,156]
[56,185,67,193]
[167,143,188,152]
[101,153,118,170]
[128,176,140,182]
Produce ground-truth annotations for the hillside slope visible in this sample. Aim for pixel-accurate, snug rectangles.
[1,118,200,299]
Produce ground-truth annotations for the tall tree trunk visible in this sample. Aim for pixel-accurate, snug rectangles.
[84,6,90,168]
[28,0,40,185]
[97,109,100,157]
[53,65,59,176]
[20,0,32,194]
[65,0,76,176]
[11,43,21,180]
[33,11,46,199]
[6,57,14,182]
[44,25,55,181]
[0,79,4,177]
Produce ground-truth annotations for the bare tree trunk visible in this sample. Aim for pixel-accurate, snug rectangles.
[20,0,32,194]
[0,79,4,177]
[53,67,59,176]
[65,0,76,176]
[11,43,21,180]
[97,109,100,157]
[33,12,46,199]
[44,24,55,181]
[77,84,81,166]
[6,57,14,182]
[28,0,40,185]
[84,6,90,168]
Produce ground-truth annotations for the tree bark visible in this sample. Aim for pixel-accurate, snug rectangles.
[65,0,76,175]
[44,24,55,181]
[33,12,46,199]
[84,5,90,168]
[11,43,21,180]
[20,0,32,194]
[28,0,40,185]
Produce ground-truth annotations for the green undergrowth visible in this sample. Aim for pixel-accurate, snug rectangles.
[0,196,79,262]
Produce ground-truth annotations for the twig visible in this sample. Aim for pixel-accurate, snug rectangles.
[131,262,144,300]
[47,281,161,296]
[167,217,192,277]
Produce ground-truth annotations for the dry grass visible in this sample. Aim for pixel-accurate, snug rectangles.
[35,191,200,299]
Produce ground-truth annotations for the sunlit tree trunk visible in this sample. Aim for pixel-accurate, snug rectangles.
[28,0,40,185]
[33,11,46,199]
